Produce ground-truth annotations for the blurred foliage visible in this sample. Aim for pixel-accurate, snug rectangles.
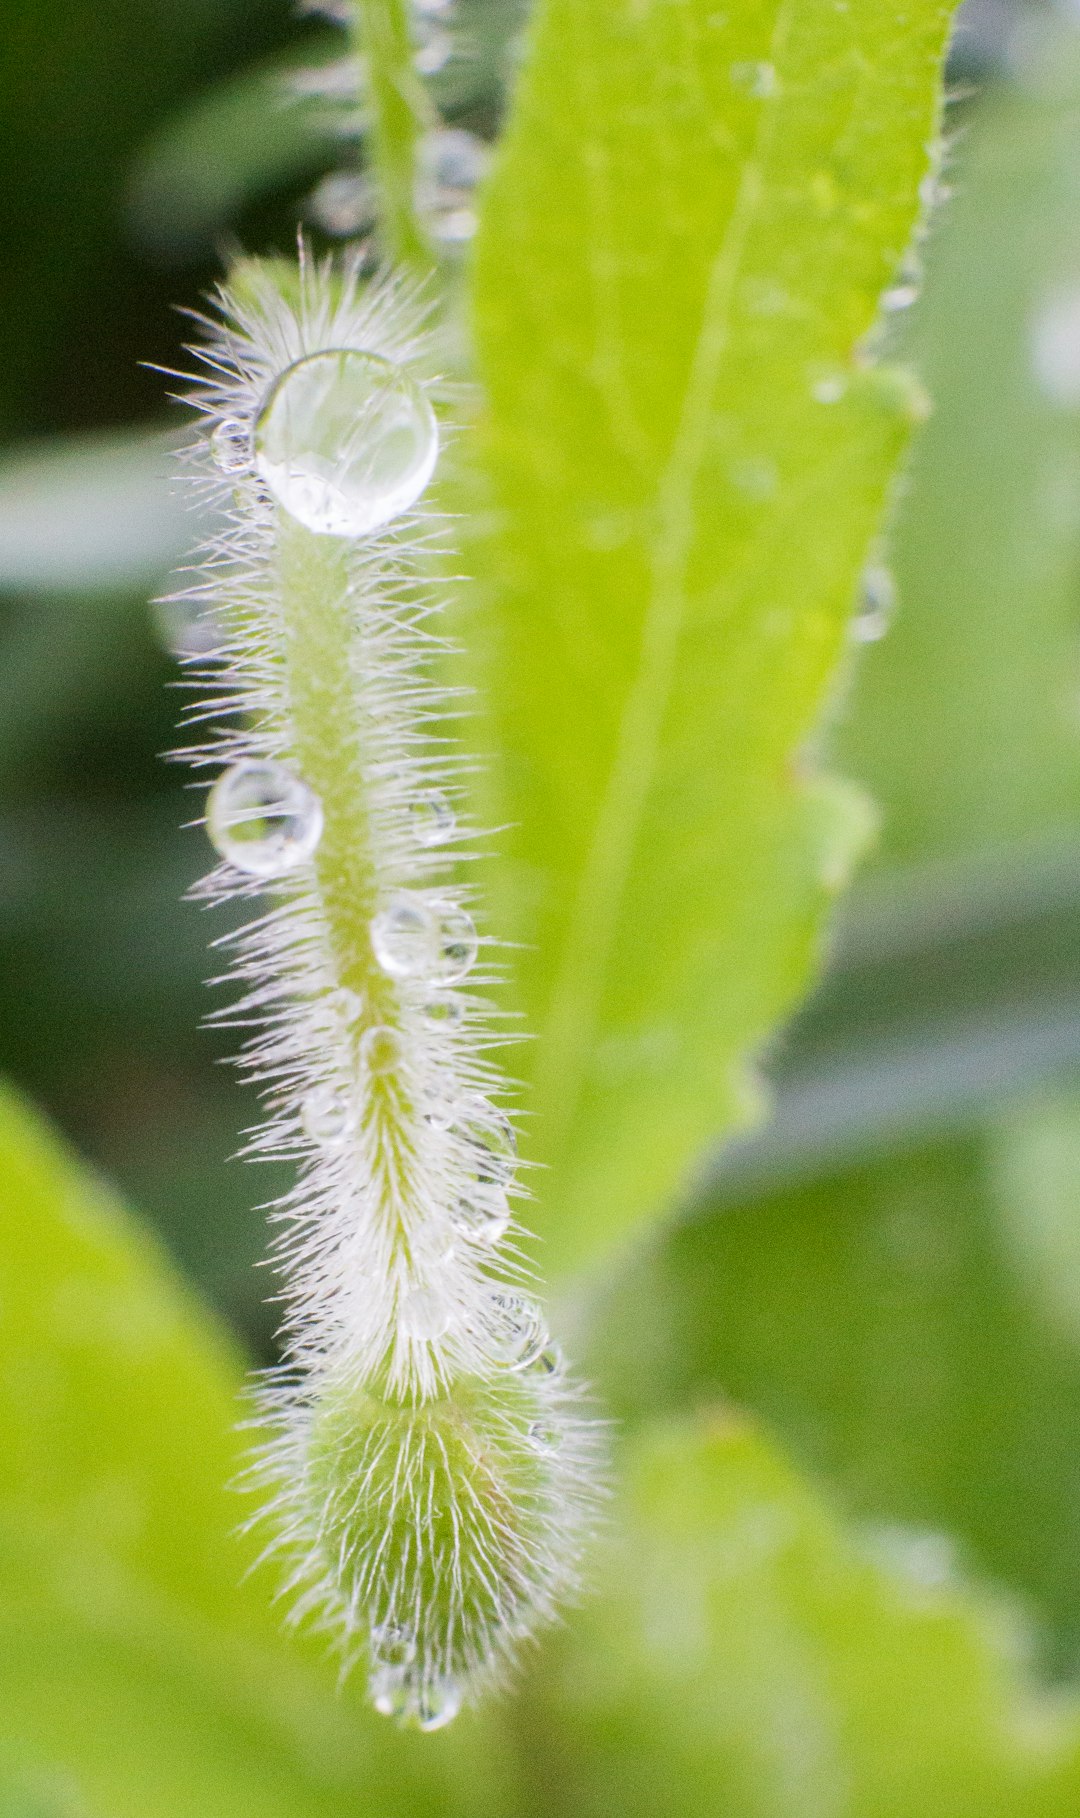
[3,0,1080,1806]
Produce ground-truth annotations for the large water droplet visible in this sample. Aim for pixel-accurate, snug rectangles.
[210,417,252,475]
[1032,284,1080,409]
[401,1286,450,1341]
[254,349,438,538]
[423,994,464,1027]
[370,1662,411,1720]
[410,789,456,846]
[301,1081,353,1145]
[206,759,323,876]
[359,1023,402,1076]
[454,1192,510,1246]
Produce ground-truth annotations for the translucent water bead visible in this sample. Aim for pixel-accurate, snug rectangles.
[370,1662,461,1732]
[210,417,252,475]
[410,789,456,846]
[370,894,477,986]
[254,348,438,538]
[301,1081,353,1145]
[852,565,896,643]
[206,759,323,877]
[452,1099,515,1243]
[487,1291,549,1371]
[400,1286,450,1341]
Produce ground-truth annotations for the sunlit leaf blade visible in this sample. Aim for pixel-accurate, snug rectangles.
[464,0,955,1279]
[0,1084,508,1818]
[519,1411,1080,1817]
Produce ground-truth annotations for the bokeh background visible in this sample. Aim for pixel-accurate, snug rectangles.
[5,0,1080,1684]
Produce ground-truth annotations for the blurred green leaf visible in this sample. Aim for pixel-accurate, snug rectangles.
[840,19,1080,866]
[463,0,954,1281]
[0,1083,512,1817]
[522,1412,1080,1818]
[0,432,198,592]
[125,45,343,260]
[586,1101,1080,1671]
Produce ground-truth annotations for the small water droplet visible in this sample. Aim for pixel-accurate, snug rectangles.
[371,894,436,978]
[528,1419,559,1452]
[210,417,252,474]
[415,1676,462,1732]
[454,1192,510,1246]
[487,1291,548,1370]
[410,789,456,846]
[401,1286,450,1340]
[431,903,478,984]
[151,597,225,661]
[425,1100,456,1132]
[371,1620,415,1669]
[812,372,847,405]
[359,1023,402,1076]
[206,759,323,876]
[852,565,895,642]
[730,59,778,96]
[254,348,438,538]
[370,1662,411,1719]
[420,128,488,194]
[423,995,464,1026]
[881,283,919,313]
[1032,284,1080,408]
[301,1081,353,1144]
[414,22,453,71]
[308,170,377,238]
[455,1097,516,1188]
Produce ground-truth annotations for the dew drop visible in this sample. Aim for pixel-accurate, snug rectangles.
[430,903,478,985]
[370,1662,411,1720]
[454,1097,516,1189]
[308,170,377,238]
[254,348,438,538]
[812,372,847,405]
[487,1291,548,1370]
[414,22,453,72]
[401,1286,450,1341]
[371,1620,415,1670]
[423,994,464,1026]
[415,1676,462,1732]
[359,1023,402,1076]
[371,893,437,978]
[881,283,919,313]
[528,1419,559,1452]
[206,759,323,877]
[852,565,896,643]
[410,789,456,846]
[210,417,252,475]
[301,1081,353,1145]
[454,1192,511,1246]
[151,597,225,662]
[420,127,488,194]
[1032,284,1080,409]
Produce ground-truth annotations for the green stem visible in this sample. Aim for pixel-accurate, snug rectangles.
[351,0,432,271]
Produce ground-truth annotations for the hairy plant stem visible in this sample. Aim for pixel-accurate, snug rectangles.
[350,0,432,270]
[276,514,417,1266]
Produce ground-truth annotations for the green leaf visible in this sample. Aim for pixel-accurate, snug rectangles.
[585,1108,1080,1669]
[463,0,955,1280]
[839,22,1080,867]
[519,1411,1080,1817]
[0,1083,512,1818]
[0,432,198,593]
